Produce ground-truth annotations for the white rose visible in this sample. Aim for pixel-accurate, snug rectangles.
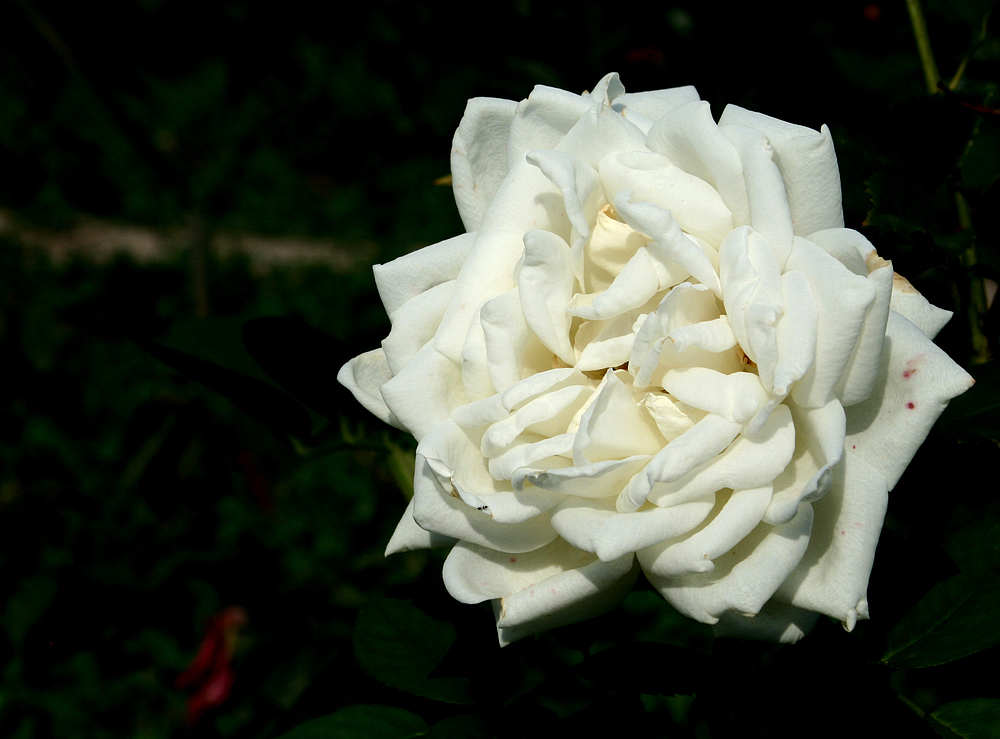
[339,73,974,645]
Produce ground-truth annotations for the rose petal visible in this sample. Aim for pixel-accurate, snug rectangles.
[662,367,768,426]
[646,404,795,508]
[450,96,518,231]
[452,368,587,429]
[383,280,456,375]
[646,100,751,227]
[380,344,465,441]
[785,236,876,408]
[567,246,682,321]
[518,229,577,364]
[639,485,773,577]
[776,450,888,630]
[513,455,652,498]
[604,155,734,250]
[765,398,846,525]
[835,251,893,406]
[556,101,649,170]
[647,502,814,624]
[720,122,794,266]
[527,150,603,284]
[337,347,404,430]
[889,273,954,339]
[374,232,476,317]
[572,370,665,464]
[712,599,820,643]
[385,498,458,556]
[718,226,782,385]
[614,191,723,295]
[477,289,554,394]
[844,311,974,489]
[552,494,716,562]
[481,384,592,457]
[619,413,743,512]
[487,432,575,481]
[432,227,527,362]
[507,84,595,171]
[574,311,643,371]
[442,538,639,646]
[612,85,701,132]
[720,105,843,237]
[412,422,559,553]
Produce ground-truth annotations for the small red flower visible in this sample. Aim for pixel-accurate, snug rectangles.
[176,605,248,724]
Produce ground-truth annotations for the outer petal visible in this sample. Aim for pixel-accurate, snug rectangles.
[611,85,701,132]
[385,498,458,555]
[442,538,640,646]
[844,311,974,489]
[432,227,533,362]
[374,232,476,317]
[380,344,466,441]
[337,348,404,430]
[411,423,559,553]
[383,280,455,375]
[506,84,594,171]
[713,600,820,643]
[889,273,953,339]
[775,450,887,630]
[450,97,518,231]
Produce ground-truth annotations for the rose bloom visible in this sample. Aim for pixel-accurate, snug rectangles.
[339,74,973,645]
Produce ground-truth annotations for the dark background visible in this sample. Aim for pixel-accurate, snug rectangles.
[1,1,998,737]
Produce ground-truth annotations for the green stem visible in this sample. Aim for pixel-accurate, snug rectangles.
[956,192,992,364]
[906,0,941,95]
[949,14,990,90]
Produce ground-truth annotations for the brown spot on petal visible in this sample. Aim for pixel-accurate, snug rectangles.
[509,557,517,563]
[866,250,891,274]
[893,272,920,294]
[906,402,916,409]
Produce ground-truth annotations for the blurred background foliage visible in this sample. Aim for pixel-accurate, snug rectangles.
[1,0,999,737]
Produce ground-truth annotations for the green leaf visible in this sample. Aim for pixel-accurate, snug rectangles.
[5,575,58,647]
[961,116,1000,195]
[931,699,1000,739]
[424,715,492,739]
[274,705,428,739]
[883,505,1000,668]
[353,598,473,704]
[138,338,313,443]
[384,435,416,500]
[241,317,354,421]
